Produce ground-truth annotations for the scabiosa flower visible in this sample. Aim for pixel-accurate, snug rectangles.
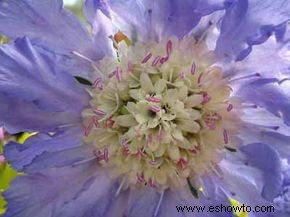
[0,0,290,216]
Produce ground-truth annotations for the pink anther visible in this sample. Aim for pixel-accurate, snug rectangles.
[160,40,173,64]
[94,108,106,116]
[223,129,229,144]
[149,159,160,166]
[141,53,152,64]
[191,62,196,75]
[137,173,145,183]
[197,73,203,84]
[202,92,211,104]
[149,105,161,113]
[177,158,188,170]
[115,67,122,81]
[84,120,94,136]
[152,56,161,66]
[92,77,103,90]
[166,40,173,55]
[106,118,115,128]
[179,71,186,79]
[149,178,157,188]
[227,104,233,112]
[146,96,161,103]
[94,148,109,162]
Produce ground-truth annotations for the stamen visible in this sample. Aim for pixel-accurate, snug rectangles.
[109,35,118,49]
[146,96,161,103]
[255,125,280,131]
[190,148,199,154]
[146,135,153,147]
[108,70,116,78]
[106,118,115,128]
[191,62,196,74]
[122,146,130,155]
[134,149,146,158]
[141,53,152,64]
[94,108,106,116]
[179,71,186,79]
[84,118,95,136]
[92,77,103,90]
[201,92,211,104]
[72,156,96,166]
[152,56,161,66]
[157,127,164,142]
[154,191,165,217]
[120,138,129,147]
[197,73,203,84]
[211,165,223,178]
[103,148,109,162]
[227,104,233,112]
[137,173,145,183]
[278,77,290,84]
[166,40,173,55]
[149,178,157,188]
[115,67,122,81]
[229,73,261,82]
[223,129,229,144]
[149,105,161,113]
[177,158,188,169]
[159,40,173,64]
[71,50,94,63]
[94,148,109,162]
[149,159,160,166]
[115,177,126,197]
[242,103,258,109]
[120,139,130,155]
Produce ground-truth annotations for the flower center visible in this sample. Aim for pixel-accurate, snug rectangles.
[82,37,241,190]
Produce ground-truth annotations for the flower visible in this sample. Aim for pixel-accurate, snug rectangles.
[0,0,290,217]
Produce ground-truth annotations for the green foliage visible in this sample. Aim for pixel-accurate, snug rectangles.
[0,163,17,215]
[0,140,17,214]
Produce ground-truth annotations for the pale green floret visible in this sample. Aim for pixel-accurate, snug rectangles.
[82,37,241,190]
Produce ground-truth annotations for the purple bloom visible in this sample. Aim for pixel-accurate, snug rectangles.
[0,0,290,216]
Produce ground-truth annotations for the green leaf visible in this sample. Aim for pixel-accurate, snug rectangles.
[0,163,18,190]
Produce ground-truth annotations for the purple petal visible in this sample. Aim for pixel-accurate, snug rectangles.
[219,152,275,207]
[125,182,232,217]
[3,161,118,217]
[240,143,283,201]
[88,0,228,41]
[4,127,83,172]
[0,37,90,133]
[240,126,290,160]
[84,0,114,56]
[216,0,290,61]
[274,168,290,215]
[125,188,161,217]
[237,78,290,127]
[226,36,290,79]
[0,0,103,61]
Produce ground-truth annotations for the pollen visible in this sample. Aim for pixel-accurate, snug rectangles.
[82,37,241,190]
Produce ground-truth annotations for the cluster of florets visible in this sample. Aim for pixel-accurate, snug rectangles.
[82,37,240,189]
